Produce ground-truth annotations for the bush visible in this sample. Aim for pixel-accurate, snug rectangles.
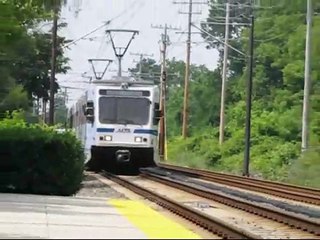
[0,122,84,196]
[167,130,303,181]
[167,136,210,169]
[286,147,320,188]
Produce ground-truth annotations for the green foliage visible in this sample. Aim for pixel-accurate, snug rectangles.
[54,90,68,125]
[0,1,78,195]
[0,117,84,196]
[167,135,215,169]
[0,0,70,115]
[165,60,222,137]
[17,32,71,100]
[128,58,161,81]
[168,133,300,180]
[0,85,29,113]
[165,1,320,187]
[286,147,320,188]
[107,1,320,186]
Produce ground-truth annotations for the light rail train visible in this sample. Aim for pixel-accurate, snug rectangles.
[67,76,161,172]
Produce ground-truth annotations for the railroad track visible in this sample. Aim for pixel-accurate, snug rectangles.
[101,171,259,239]
[140,168,320,237]
[159,163,320,206]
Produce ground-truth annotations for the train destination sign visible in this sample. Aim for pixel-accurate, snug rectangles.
[99,89,150,97]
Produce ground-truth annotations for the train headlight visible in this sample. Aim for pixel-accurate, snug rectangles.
[105,135,112,141]
[134,136,142,143]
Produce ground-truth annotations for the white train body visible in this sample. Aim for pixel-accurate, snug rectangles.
[68,77,161,171]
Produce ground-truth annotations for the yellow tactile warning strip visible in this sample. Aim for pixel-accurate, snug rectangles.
[108,199,202,239]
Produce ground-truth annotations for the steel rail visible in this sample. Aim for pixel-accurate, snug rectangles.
[141,170,320,236]
[101,171,259,239]
[159,163,320,206]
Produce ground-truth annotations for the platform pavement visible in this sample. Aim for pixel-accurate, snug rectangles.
[0,193,201,239]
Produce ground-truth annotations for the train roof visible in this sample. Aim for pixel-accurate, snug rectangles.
[90,76,158,87]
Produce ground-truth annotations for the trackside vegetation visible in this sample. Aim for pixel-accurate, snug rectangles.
[128,1,320,188]
[0,111,85,196]
[164,1,320,188]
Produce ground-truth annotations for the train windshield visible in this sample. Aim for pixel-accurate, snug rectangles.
[99,97,150,125]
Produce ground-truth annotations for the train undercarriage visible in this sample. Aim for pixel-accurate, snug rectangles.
[85,146,156,174]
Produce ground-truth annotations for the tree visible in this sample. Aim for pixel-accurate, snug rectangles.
[0,0,71,115]
[128,58,161,81]
[54,90,68,125]
[0,1,40,114]
[13,32,71,100]
[165,0,320,183]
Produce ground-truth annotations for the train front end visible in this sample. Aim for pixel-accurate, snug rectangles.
[85,79,161,172]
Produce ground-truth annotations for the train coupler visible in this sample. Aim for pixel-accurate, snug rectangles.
[115,150,131,164]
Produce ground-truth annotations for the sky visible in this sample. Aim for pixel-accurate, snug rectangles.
[56,0,220,106]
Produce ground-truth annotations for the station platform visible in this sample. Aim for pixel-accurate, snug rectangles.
[0,193,201,239]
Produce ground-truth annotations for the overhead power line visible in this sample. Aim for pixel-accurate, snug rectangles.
[63,20,111,48]
[62,0,141,49]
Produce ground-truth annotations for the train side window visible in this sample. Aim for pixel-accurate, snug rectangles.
[153,102,161,125]
[85,101,94,123]
[154,102,159,110]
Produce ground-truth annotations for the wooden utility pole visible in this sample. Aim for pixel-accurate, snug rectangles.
[49,0,58,126]
[182,0,192,139]
[173,0,206,138]
[302,0,313,152]
[152,24,180,160]
[243,9,255,177]
[159,25,168,161]
[219,1,230,145]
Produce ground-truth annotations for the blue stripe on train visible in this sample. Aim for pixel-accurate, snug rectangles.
[134,129,158,136]
[97,128,115,133]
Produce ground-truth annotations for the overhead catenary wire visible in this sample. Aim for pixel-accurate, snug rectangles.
[63,21,111,48]
[62,0,141,49]
[60,0,143,104]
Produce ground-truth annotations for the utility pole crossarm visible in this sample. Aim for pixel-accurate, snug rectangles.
[175,31,202,34]
[203,21,250,26]
[130,52,154,76]
[178,10,202,14]
[173,0,208,4]
[151,24,181,30]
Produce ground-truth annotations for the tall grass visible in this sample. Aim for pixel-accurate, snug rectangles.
[285,148,320,188]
